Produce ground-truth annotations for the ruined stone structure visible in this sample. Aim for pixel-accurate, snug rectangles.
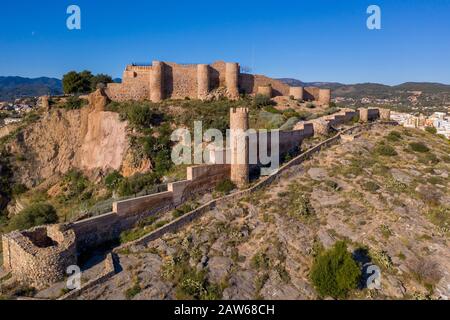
[105,60,331,104]
[230,108,250,188]
[2,225,76,289]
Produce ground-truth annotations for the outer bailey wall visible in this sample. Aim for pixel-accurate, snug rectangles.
[68,164,231,253]
[118,122,396,251]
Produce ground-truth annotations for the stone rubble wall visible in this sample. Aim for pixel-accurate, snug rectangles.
[2,225,77,290]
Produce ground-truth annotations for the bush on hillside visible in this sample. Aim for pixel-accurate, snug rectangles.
[8,203,58,231]
[310,241,361,299]
[215,179,236,195]
[253,94,275,108]
[425,127,437,135]
[62,96,88,110]
[409,142,430,153]
[375,143,398,156]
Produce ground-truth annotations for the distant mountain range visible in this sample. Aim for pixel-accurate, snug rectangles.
[0,76,63,101]
[0,77,122,101]
[1,75,449,103]
[278,78,450,98]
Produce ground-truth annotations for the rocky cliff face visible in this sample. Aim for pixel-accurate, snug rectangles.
[7,91,137,188]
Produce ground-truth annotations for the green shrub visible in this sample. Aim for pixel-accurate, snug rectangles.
[215,179,236,194]
[104,171,124,191]
[375,143,397,156]
[62,96,88,110]
[125,277,141,300]
[362,181,380,192]
[386,131,402,142]
[173,203,194,219]
[425,127,437,135]
[11,183,28,196]
[409,142,429,153]
[310,241,361,299]
[250,251,270,270]
[117,173,160,197]
[253,94,274,108]
[61,170,89,200]
[8,203,58,231]
[418,152,439,165]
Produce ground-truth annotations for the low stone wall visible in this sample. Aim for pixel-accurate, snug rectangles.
[58,253,116,300]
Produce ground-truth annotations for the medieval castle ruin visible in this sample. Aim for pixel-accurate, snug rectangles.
[105,60,331,104]
[1,59,394,291]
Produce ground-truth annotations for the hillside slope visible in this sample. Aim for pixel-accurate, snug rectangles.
[79,124,449,300]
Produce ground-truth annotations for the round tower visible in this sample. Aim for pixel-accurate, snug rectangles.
[318,89,331,105]
[230,107,249,188]
[226,62,240,99]
[40,95,50,110]
[359,108,369,122]
[197,64,210,100]
[150,61,164,102]
[289,86,304,100]
[257,85,272,98]
[379,108,391,121]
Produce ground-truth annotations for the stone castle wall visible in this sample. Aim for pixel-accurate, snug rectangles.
[105,60,329,104]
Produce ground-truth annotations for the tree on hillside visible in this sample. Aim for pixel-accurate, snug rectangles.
[62,70,92,94]
[62,71,113,94]
[91,74,113,90]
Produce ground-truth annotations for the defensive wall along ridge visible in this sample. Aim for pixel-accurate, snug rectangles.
[1,106,392,290]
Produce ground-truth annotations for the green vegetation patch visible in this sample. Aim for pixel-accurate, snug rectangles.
[409,142,430,153]
[310,241,361,299]
[8,203,58,231]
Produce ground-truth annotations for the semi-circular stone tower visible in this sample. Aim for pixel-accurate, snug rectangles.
[150,60,164,102]
[318,89,331,105]
[257,85,273,98]
[379,108,391,121]
[40,95,50,110]
[197,64,210,100]
[2,224,77,289]
[230,107,249,188]
[226,62,240,99]
[289,87,304,100]
[359,108,369,122]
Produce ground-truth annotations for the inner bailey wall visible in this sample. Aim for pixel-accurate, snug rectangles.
[105,60,328,103]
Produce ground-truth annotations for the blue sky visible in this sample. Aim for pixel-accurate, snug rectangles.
[1,0,449,85]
